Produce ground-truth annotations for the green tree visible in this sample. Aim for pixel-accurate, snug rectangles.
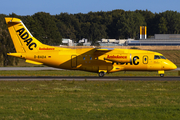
[158,17,168,34]
[55,13,78,40]
[0,15,18,66]
[160,11,180,34]
[26,12,62,45]
[89,23,107,45]
[80,22,91,40]
[135,10,155,36]
[117,12,146,39]
[107,9,125,39]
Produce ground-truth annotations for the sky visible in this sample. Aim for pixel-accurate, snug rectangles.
[1,0,180,15]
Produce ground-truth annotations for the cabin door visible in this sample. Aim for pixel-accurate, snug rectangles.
[71,55,77,68]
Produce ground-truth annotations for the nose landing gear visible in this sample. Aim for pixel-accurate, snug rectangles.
[158,70,164,77]
[160,74,164,77]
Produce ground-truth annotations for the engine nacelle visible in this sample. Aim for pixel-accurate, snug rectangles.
[104,54,131,63]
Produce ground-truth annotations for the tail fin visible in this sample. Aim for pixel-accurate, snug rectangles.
[5,17,46,53]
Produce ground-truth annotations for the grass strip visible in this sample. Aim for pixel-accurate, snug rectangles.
[0,80,180,119]
[0,70,178,77]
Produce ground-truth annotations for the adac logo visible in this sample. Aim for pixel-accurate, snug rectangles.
[107,55,127,59]
[16,28,37,50]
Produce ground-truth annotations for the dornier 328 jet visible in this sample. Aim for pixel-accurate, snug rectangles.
[5,17,177,77]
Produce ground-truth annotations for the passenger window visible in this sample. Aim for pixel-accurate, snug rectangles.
[83,57,85,60]
[160,56,166,59]
[90,57,92,60]
[154,55,160,59]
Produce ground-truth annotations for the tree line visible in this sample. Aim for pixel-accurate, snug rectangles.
[0,10,180,66]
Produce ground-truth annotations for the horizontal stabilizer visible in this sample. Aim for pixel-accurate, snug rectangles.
[26,60,43,65]
[7,53,22,57]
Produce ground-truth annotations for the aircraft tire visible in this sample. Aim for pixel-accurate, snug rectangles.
[99,72,105,77]
[160,74,164,77]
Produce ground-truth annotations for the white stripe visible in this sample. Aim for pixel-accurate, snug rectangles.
[20,21,33,37]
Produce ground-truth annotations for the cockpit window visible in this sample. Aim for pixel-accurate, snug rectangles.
[154,55,160,59]
[154,55,166,59]
[160,56,166,59]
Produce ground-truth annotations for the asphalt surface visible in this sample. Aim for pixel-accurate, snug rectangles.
[0,67,179,71]
[0,76,180,81]
[0,67,179,81]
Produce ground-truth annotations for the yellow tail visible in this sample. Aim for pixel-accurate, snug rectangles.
[5,17,53,53]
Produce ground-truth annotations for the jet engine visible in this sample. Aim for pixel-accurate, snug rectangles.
[104,54,132,63]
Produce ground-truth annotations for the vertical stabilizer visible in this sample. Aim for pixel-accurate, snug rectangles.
[5,17,43,53]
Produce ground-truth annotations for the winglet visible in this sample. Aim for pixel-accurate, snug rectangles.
[5,18,21,24]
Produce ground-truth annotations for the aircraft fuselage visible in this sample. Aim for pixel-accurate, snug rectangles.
[20,48,176,74]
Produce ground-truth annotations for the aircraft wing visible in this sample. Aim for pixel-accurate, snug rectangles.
[95,48,114,51]
[94,48,114,57]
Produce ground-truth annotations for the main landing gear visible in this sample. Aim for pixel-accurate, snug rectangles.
[99,71,105,77]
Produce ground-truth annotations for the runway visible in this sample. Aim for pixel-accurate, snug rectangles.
[0,67,179,81]
[0,76,180,81]
[0,67,179,71]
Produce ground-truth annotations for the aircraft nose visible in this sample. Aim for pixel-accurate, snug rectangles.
[171,63,177,70]
[167,62,177,70]
[163,60,177,70]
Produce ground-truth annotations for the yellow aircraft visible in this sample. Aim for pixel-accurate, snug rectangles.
[5,17,177,77]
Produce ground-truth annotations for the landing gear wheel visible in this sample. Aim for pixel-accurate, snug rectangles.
[99,72,105,77]
[160,74,164,77]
